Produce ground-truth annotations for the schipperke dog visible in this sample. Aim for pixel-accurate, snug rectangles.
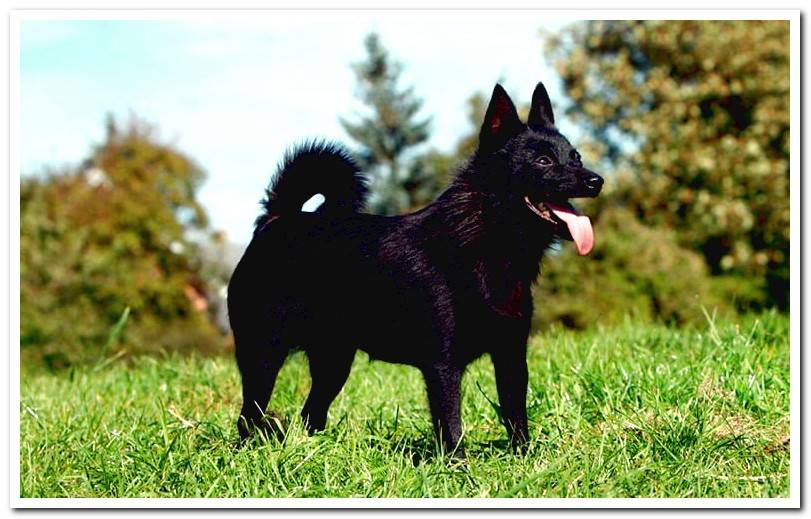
[228,81,603,456]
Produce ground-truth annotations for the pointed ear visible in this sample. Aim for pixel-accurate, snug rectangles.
[528,81,555,128]
[479,84,522,147]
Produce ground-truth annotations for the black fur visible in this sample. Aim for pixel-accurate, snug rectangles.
[228,82,603,456]
[255,140,368,230]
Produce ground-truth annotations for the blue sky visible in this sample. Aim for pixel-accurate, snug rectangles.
[21,13,575,245]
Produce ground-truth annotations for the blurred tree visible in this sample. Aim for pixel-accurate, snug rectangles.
[534,207,735,331]
[546,20,790,308]
[341,33,433,214]
[408,91,490,199]
[21,116,224,368]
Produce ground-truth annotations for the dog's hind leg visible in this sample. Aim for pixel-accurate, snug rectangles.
[235,329,289,441]
[300,348,355,434]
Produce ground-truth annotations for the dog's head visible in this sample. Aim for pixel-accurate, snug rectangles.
[475,82,603,255]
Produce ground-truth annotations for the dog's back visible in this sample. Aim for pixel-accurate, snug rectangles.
[229,180,449,369]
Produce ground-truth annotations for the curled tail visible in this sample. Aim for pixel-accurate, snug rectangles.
[255,141,369,230]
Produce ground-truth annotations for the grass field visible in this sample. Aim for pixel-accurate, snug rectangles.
[19,312,790,499]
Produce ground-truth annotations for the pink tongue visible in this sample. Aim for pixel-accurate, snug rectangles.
[547,203,594,256]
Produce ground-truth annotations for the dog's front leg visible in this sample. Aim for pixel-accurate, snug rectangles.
[422,363,465,458]
[492,346,529,453]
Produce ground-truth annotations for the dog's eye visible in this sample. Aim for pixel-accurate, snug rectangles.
[536,156,554,167]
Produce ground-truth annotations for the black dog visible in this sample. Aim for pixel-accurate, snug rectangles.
[228,81,603,455]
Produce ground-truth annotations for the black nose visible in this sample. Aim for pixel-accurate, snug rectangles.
[585,174,604,193]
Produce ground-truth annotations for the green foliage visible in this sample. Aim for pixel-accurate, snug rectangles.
[400,93,489,204]
[340,33,434,214]
[20,116,225,368]
[20,314,789,498]
[534,207,736,331]
[454,91,489,159]
[546,20,790,308]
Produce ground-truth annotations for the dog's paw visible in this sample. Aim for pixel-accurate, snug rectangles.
[258,410,288,440]
[236,410,288,446]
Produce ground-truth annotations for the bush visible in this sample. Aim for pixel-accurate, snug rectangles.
[20,117,225,368]
[533,207,736,331]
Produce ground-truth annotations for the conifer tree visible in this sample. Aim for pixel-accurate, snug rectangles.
[341,33,432,214]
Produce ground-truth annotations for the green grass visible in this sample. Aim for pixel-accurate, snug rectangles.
[20,312,790,499]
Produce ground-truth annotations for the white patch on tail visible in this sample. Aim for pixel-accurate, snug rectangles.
[301,193,326,212]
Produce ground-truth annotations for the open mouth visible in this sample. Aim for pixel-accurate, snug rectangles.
[524,196,594,256]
